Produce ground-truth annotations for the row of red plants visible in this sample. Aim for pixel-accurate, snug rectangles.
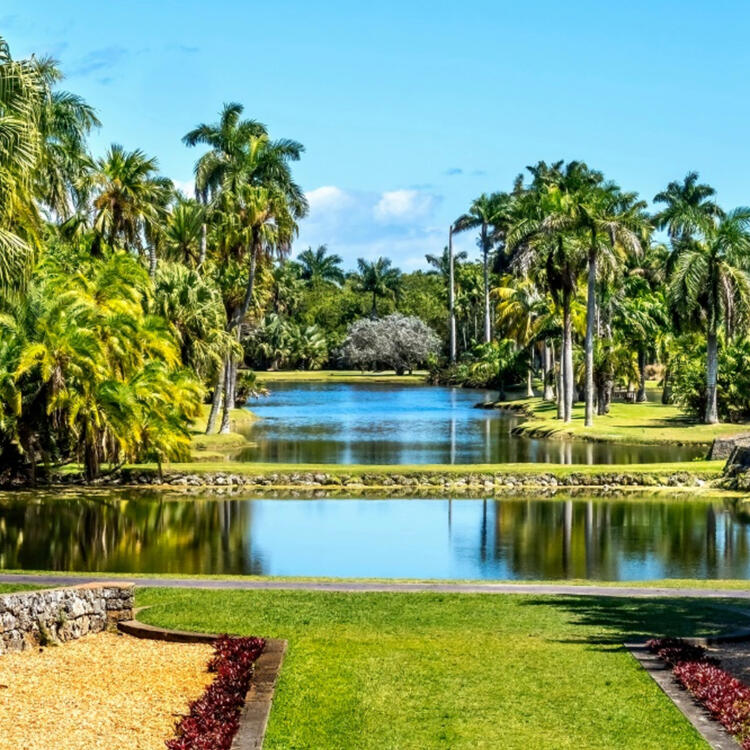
[167,635,266,750]
[647,637,750,749]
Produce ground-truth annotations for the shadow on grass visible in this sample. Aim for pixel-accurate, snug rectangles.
[523,595,750,649]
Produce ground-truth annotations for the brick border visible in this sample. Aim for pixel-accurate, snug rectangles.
[117,619,286,749]
[230,638,287,750]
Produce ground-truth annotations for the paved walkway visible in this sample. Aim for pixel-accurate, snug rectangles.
[3,573,750,599]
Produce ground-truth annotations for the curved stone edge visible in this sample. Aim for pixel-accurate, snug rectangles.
[626,643,736,750]
[116,619,286,750]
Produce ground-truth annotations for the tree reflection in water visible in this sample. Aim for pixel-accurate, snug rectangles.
[0,491,749,579]
[485,496,750,580]
[0,491,264,574]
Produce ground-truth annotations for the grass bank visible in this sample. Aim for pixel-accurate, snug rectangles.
[120,459,724,481]
[188,404,256,460]
[255,369,427,384]
[138,587,740,748]
[494,392,750,446]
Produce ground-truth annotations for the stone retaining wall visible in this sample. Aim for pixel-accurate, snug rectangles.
[0,582,133,654]
[722,440,750,490]
[90,468,714,490]
[709,434,750,461]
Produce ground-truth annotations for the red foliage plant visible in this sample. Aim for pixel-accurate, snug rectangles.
[166,635,265,750]
[647,637,750,749]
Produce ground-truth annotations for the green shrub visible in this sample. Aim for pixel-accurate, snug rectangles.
[671,336,750,422]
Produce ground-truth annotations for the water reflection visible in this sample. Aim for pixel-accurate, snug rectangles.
[237,383,704,464]
[1,492,749,580]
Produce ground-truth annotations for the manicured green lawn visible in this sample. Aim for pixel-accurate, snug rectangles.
[119,459,724,479]
[137,588,742,748]
[500,391,750,446]
[0,583,45,593]
[255,369,427,384]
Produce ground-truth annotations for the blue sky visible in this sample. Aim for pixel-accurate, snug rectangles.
[3,1,750,269]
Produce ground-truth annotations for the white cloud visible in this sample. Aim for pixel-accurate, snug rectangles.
[173,179,196,198]
[374,189,439,223]
[306,185,354,213]
[296,185,444,270]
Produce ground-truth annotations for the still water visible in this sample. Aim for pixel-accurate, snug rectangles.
[237,382,704,464]
[2,492,749,580]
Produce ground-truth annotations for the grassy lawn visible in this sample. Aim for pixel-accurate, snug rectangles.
[255,369,428,384]
[136,587,746,749]
[123,459,724,478]
[0,583,45,593]
[5,570,750,589]
[188,404,256,459]
[500,390,750,446]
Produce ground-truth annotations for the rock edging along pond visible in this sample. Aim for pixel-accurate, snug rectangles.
[0,582,134,653]
[43,465,723,491]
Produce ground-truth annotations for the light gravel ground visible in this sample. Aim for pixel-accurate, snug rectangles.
[0,631,212,749]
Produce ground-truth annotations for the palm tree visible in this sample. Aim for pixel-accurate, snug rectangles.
[494,275,542,396]
[453,192,510,343]
[296,244,344,286]
[354,257,401,317]
[30,55,99,220]
[668,208,750,423]
[506,168,584,422]
[182,102,268,265]
[538,164,647,425]
[427,241,468,362]
[90,144,172,275]
[654,172,724,245]
[163,198,204,266]
[0,36,43,294]
[425,245,468,276]
[187,117,307,433]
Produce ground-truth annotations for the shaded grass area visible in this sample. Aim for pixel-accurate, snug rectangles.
[497,389,750,446]
[137,588,749,749]
[255,369,427,384]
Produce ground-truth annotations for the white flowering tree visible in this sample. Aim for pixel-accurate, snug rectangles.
[340,314,440,374]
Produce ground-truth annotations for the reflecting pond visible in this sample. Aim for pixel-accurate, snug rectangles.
[2,491,750,580]
[237,383,705,464]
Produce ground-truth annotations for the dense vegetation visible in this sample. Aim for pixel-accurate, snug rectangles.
[2,33,749,482]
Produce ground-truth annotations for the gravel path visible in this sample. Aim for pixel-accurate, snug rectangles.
[3,573,750,599]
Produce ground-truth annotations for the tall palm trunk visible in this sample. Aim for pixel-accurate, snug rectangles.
[636,348,647,403]
[449,225,456,362]
[220,351,238,434]
[482,223,491,343]
[199,222,207,266]
[661,364,672,405]
[205,359,226,434]
[218,241,259,435]
[543,341,555,401]
[584,245,597,427]
[148,244,157,278]
[562,290,574,423]
[526,360,535,398]
[705,301,720,424]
